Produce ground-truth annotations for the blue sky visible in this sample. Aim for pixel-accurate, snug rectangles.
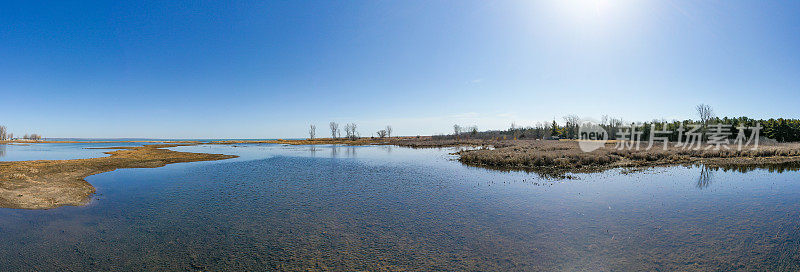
[1,0,799,138]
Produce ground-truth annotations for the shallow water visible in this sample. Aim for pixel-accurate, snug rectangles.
[1,144,799,271]
[0,142,151,161]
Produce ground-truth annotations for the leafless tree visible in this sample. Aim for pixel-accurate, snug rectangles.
[376,129,387,138]
[329,122,339,139]
[7,133,13,140]
[0,125,7,141]
[469,126,478,136]
[563,115,581,139]
[696,104,715,139]
[453,124,462,138]
[23,134,29,140]
[309,124,316,140]
[344,123,358,140]
[696,104,714,125]
[386,126,392,138]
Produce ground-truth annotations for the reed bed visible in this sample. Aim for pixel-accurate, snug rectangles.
[456,140,800,175]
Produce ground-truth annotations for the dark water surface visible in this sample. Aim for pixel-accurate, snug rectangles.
[1,144,799,271]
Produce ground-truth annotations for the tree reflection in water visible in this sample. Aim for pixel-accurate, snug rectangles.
[697,165,714,189]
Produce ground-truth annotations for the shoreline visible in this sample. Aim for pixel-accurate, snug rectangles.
[207,138,800,177]
[0,144,237,210]
[3,138,800,209]
[0,140,202,144]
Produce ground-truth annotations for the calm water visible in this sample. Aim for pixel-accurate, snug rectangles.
[1,144,799,271]
[0,142,152,161]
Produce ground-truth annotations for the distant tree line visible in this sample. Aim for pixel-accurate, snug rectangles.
[440,104,800,143]
[23,134,43,141]
[376,126,392,138]
[0,125,41,141]
[308,122,394,140]
[500,116,799,142]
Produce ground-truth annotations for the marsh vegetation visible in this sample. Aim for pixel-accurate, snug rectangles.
[456,140,800,176]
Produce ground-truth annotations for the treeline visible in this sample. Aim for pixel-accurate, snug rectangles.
[762,118,800,142]
[308,122,394,140]
[442,116,800,143]
[0,125,43,141]
[504,116,800,142]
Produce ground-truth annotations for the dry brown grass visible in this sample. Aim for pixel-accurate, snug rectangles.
[0,144,237,209]
[211,138,392,145]
[209,137,504,148]
[0,140,200,144]
[456,140,800,176]
[211,137,800,177]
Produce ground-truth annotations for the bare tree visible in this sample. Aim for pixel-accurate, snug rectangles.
[386,126,392,138]
[470,125,478,136]
[0,125,7,141]
[453,124,462,139]
[696,104,715,139]
[23,134,29,140]
[696,104,714,125]
[309,124,316,140]
[329,122,339,139]
[328,122,339,139]
[8,133,13,140]
[376,129,387,138]
[563,115,581,139]
[344,123,358,140]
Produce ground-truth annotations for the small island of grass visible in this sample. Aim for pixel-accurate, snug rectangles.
[0,144,237,209]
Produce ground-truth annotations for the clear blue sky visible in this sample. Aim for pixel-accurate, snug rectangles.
[1,0,799,138]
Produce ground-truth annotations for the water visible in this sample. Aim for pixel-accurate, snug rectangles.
[1,143,799,270]
[0,142,154,161]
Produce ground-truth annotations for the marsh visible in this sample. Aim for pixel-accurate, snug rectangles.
[1,143,799,270]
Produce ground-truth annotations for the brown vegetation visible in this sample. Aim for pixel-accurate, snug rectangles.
[221,137,800,177]
[0,144,237,209]
[456,140,800,176]
[209,137,504,148]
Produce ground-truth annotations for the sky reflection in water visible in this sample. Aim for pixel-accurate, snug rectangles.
[0,143,799,271]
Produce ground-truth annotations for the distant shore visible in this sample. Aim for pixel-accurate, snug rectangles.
[0,140,201,144]
[3,138,800,209]
[206,137,495,148]
[207,137,800,177]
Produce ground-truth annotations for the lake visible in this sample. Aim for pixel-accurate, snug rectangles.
[0,143,799,271]
[0,142,153,161]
